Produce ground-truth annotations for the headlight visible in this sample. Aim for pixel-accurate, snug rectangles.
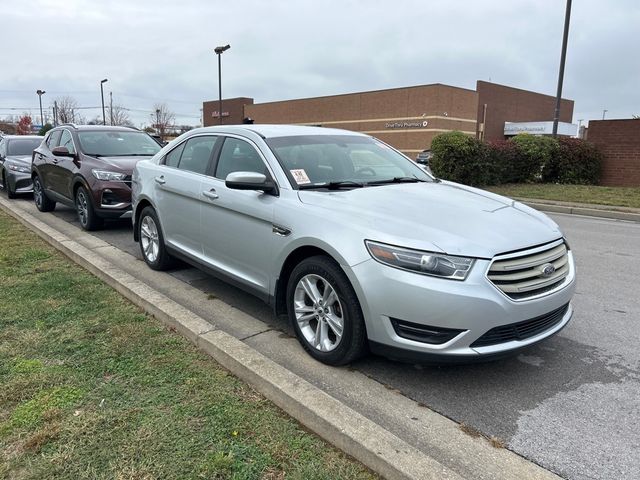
[365,240,475,280]
[92,169,127,181]
[7,163,30,174]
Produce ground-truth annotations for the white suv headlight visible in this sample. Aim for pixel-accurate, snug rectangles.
[92,169,127,181]
[365,240,474,280]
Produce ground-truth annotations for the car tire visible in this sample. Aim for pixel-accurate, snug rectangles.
[3,172,16,199]
[138,206,174,270]
[33,175,56,212]
[75,186,103,231]
[287,255,367,366]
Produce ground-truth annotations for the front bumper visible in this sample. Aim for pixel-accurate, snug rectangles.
[7,171,33,193]
[90,180,133,219]
[346,251,576,362]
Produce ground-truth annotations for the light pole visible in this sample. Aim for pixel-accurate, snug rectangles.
[552,0,572,137]
[214,44,230,125]
[155,108,161,140]
[36,89,46,128]
[100,79,108,125]
[602,109,608,120]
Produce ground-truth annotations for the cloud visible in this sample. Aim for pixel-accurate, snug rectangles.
[1,0,637,126]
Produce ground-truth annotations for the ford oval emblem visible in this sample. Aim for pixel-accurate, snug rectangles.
[541,263,556,277]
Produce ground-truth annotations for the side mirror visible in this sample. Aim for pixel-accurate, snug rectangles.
[51,146,75,157]
[225,171,278,195]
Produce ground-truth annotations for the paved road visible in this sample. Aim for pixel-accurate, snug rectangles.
[9,194,640,480]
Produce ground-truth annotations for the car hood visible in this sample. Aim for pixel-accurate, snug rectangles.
[89,156,151,173]
[5,155,31,166]
[297,181,562,258]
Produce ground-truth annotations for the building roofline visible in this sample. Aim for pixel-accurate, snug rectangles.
[249,82,477,107]
[476,80,573,103]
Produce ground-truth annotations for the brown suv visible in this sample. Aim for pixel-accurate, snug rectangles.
[32,124,161,230]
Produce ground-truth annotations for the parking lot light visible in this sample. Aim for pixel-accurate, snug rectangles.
[100,79,108,125]
[36,89,46,129]
[214,44,231,125]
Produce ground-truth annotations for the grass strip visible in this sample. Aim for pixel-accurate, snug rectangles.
[487,183,640,209]
[0,210,376,480]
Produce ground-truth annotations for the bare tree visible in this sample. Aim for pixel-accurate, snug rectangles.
[151,103,175,140]
[54,96,79,124]
[109,105,133,127]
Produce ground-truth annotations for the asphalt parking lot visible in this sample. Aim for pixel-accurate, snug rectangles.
[7,194,640,480]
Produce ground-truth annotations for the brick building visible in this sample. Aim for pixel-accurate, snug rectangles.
[202,81,574,158]
[587,119,640,187]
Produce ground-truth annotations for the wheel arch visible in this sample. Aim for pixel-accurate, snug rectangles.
[133,196,156,242]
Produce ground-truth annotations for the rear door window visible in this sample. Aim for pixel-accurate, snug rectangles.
[164,142,186,168]
[176,136,217,175]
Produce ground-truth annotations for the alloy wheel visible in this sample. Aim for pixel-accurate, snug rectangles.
[76,190,89,226]
[294,274,344,352]
[34,178,43,207]
[140,215,160,263]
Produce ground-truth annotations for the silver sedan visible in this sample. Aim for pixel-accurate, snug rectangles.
[131,125,575,365]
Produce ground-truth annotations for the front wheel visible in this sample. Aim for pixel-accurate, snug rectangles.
[33,175,56,212]
[75,186,103,231]
[138,206,174,270]
[3,171,16,199]
[287,256,367,366]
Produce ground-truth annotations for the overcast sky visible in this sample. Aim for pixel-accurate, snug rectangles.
[1,0,638,128]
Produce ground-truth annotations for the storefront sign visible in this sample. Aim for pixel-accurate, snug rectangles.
[385,120,429,129]
[504,121,577,136]
[211,111,230,118]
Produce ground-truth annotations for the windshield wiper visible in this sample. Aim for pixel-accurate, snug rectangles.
[298,180,367,190]
[107,153,156,156]
[368,176,427,185]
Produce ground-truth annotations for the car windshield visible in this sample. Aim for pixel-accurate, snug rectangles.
[7,138,41,156]
[78,131,161,157]
[265,135,433,189]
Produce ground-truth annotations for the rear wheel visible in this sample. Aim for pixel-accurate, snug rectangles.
[33,175,56,212]
[287,255,367,366]
[75,186,103,231]
[138,206,174,270]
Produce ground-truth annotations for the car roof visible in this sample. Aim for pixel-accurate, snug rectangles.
[190,124,370,139]
[2,135,42,140]
[54,124,140,132]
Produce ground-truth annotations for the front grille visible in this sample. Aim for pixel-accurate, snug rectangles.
[390,318,464,345]
[470,303,569,348]
[487,240,570,300]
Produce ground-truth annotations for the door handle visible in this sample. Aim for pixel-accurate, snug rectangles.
[154,176,166,185]
[202,189,218,200]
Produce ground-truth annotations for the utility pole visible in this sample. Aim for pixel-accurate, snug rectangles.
[602,109,608,120]
[53,100,58,126]
[109,91,114,125]
[552,0,572,137]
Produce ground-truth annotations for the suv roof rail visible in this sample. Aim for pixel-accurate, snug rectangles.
[59,123,78,128]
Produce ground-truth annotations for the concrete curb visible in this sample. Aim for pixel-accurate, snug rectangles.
[519,199,640,223]
[0,196,462,480]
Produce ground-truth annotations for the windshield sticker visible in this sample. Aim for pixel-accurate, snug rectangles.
[290,169,311,185]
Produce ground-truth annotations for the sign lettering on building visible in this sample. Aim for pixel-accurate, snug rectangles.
[385,120,429,129]
[211,111,230,118]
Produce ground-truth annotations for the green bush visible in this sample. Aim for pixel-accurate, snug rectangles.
[430,131,497,186]
[38,123,53,136]
[547,137,602,184]
[429,131,602,186]
[507,134,558,182]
